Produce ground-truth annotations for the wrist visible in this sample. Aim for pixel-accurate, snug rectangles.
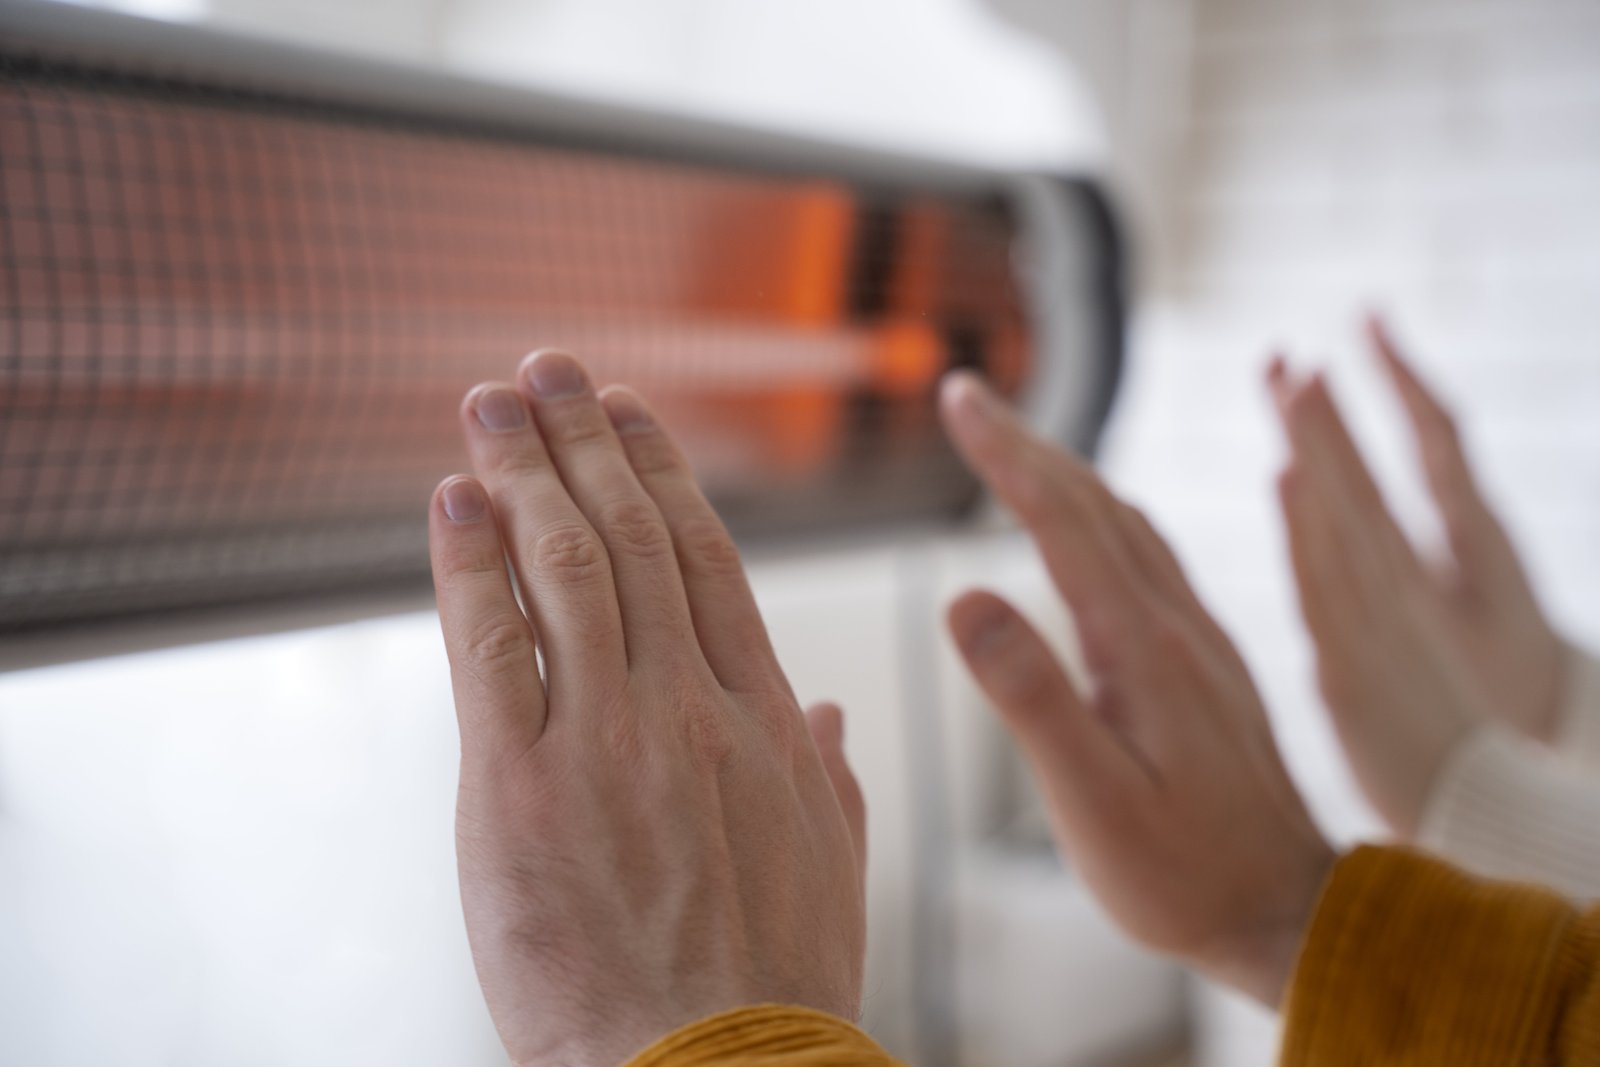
[1197,836,1338,1008]
[1395,709,1478,838]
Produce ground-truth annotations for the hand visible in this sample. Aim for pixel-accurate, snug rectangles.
[427,352,867,1067]
[939,372,1335,1008]
[1366,317,1566,741]
[1268,358,1483,834]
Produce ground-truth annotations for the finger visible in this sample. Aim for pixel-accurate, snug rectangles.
[805,702,867,880]
[460,381,627,707]
[1114,500,1203,621]
[939,371,1148,667]
[516,352,702,675]
[1276,463,1363,640]
[1265,351,1295,416]
[1265,357,1362,621]
[600,385,786,693]
[1114,501,1247,671]
[947,590,1145,805]
[1369,315,1476,501]
[1268,360,1386,572]
[1279,373,1422,580]
[1282,373,1387,520]
[1368,316,1506,576]
[428,475,545,757]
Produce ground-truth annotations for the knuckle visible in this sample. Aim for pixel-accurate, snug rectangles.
[661,670,742,767]
[453,614,534,687]
[676,515,744,578]
[550,415,613,451]
[598,498,673,559]
[627,436,682,477]
[530,522,609,584]
[720,687,804,765]
[434,534,497,580]
[486,444,551,479]
[998,652,1064,713]
[682,698,736,768]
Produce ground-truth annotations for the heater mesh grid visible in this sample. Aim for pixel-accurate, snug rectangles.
[0,51,1036,632]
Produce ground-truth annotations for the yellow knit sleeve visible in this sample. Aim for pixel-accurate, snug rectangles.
[623,1005,903,1067]
[1281,844,1600,1065]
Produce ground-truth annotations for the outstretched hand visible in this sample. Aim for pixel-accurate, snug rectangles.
[1268,317,1564,834]
[428,352,866,1067]
[940,372,1334,1007]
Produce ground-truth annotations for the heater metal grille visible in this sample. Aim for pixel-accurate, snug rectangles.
[0,8,1121,637]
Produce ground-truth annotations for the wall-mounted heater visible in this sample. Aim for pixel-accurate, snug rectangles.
[0,0,1123,645]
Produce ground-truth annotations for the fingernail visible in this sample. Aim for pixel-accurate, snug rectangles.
[474,386,528,432]
[442,478,486,523]
[602,390,655,435]
[944,370,1005,423]
[523,352,587,399]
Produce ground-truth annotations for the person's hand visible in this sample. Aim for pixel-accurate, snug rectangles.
[938,372,1335,1008]
[427,352,867,1067]
[1267,357,1484,834]
[1364,317,1566,741]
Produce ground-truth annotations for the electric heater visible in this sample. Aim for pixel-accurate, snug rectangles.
[0,0,1124,642]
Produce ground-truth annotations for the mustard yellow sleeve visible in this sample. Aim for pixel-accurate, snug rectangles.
[623,1006,903,1067]
[1281,844,1600,1065]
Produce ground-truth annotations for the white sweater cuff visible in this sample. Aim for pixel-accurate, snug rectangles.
[1418,723,1600,902]
[1553,643,1600,765]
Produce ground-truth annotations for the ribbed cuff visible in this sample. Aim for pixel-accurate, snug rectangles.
[1419,724,1600,901]
[1554,644,1600,765]
[624,1006,898,1067]
[1280,845,1578,1066]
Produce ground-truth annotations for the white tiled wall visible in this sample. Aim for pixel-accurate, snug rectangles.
[1094,2,1600,1061]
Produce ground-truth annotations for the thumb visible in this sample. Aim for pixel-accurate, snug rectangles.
[805,702,867,881]
[947,590,1142,808]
